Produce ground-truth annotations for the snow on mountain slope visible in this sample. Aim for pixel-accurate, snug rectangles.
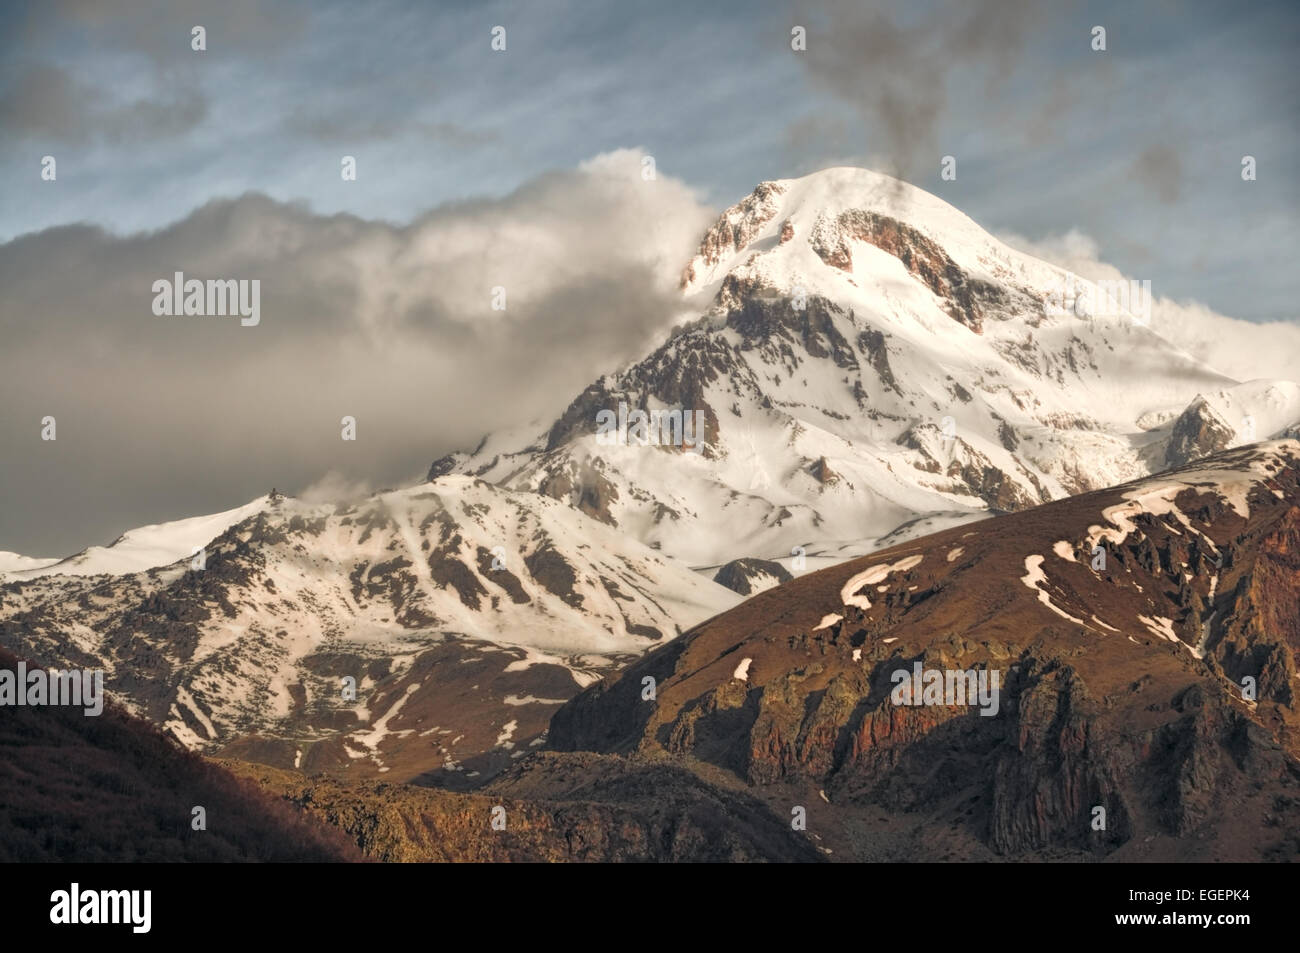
[0,478,738,782]
[1161,380,1300,468]
[0,552,60,573]
[2,496,274,581]
[1200,380,1300,436]
[434,168,1300,568]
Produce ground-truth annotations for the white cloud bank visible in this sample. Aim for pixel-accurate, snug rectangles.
[998,228,1300,384]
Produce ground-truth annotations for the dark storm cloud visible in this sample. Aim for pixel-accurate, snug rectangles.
[0,151,713,556]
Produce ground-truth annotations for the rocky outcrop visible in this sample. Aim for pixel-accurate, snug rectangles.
[808,456,840,486]
[712,557,794,596]
[1166,397,1236,468]
[808,210,1021,333]
[681,181,786,285]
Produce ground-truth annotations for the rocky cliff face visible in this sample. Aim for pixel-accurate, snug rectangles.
[680,181,786,284]
[807,209,1038,334]
[223,753,822,863]
[546,442,1300,860]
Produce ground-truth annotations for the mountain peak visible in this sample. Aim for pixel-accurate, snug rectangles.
[682,167,987,297]
[436,168,1298,569]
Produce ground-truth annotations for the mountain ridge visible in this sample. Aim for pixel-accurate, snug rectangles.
[432,167,1300,570]
[4,166,1297,803]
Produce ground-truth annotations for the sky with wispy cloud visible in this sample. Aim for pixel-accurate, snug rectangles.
[1,0,1297,553]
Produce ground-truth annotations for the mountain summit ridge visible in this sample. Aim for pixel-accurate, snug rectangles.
[433,167,1300,569]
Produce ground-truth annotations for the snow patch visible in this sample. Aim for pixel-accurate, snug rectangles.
[495,719,518,750]
[840,554,924,610]
[503,693,570,706]
[1052,540,1076,562]
[1020,555,1090,628]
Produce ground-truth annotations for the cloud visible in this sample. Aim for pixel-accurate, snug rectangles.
[0,149,714,555]
[789,0,1047,180]
[286,113,497,148]
[14,0,309,64]
[296,471,376,504]
[0,62,207,144]
[997,228,1300,384]
[1131,143,1183,204]
[0,0,307,145]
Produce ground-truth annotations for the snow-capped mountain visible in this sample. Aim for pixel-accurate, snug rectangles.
[0,552,62,574]
[4,166,1297,787]
[2,496,273,580]
[0,479,737,782]
[432,168,1300,571]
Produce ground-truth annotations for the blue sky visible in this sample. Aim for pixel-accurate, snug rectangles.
[2,0,1297,321]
